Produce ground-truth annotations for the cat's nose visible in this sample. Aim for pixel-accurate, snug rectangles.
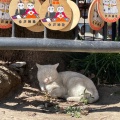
[44,78,49,83]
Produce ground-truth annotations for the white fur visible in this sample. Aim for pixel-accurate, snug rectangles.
[36,63,60,91]
[60,71,99,103]
[36,63,99,103]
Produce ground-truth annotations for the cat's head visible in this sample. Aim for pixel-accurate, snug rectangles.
[36,63,59,84]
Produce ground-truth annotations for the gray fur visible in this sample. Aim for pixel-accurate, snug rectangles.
[36,63,99,103]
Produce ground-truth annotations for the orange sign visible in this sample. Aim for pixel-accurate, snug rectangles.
[40,0,72,30]
[26,20,44,32]
[0,0,12,29]
[98,0,120,22]
[9,0,41,27]
[88,0,104,30]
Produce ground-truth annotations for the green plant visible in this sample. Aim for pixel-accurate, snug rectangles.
[65,106,81,118]
[54,105,61,112]
[80,97,88,105]
[115,36,120,41]
[79,88,94,105]
[65,52,89,71]
[80,89,89,104]
[65,89,91,118]
[67,53,120,84]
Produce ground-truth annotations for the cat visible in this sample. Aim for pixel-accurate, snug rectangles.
[103,0,110,14]
[36,63,99,103]
[110,0,118,14]
[93,4,102,23]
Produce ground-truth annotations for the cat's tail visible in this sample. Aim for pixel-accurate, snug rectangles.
[83,89,99,103]
[87,94,99,103]
[88,89,99,103]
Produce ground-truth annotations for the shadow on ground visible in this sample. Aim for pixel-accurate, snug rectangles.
[0,85,120,114]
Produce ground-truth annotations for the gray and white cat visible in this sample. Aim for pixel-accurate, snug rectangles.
[36,63,99,103]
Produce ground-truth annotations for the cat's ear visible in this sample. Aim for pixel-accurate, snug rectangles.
[36,63,41,69]
[53,63,59,69]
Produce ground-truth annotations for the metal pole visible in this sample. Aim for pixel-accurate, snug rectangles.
[103,22,107,41]
[112,22,116,41]
[44,27,47,38]
[0,38,120,53]
[84,1,86,40]
[11,21,15,38]
[74,0,79,40]
[118,19,120,36]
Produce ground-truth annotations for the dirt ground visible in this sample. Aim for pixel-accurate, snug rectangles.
[0,84,120,120]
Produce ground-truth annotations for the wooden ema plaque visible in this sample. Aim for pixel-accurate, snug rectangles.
[40,0,72,30]
[26,20,44,32]
[9,0,41,27]
[98,0,120,22]
[60,0,80,32]
[88,0,104,30]
[0,0,12,29]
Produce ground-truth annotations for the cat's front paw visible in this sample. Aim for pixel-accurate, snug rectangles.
[51,93,57,98]
[50,89,58,98]
[64,94,69,99]
[66,97,81,102]
[41,87,46,92]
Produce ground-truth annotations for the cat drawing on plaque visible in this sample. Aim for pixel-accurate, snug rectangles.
[42,4,56,22]
[103,0,118,14]
[9,0,41,27]
[98,0,120,22]
[40,0,72,30]
[53,5,69,22]
[26,0,44,32]
[23,1,39,18]
[12,0,26,19]
[88,0,104,30]
[0,0,12,29]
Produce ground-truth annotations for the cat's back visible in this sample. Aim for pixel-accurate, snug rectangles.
[59,71,90,84]
[60,71,88,79]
